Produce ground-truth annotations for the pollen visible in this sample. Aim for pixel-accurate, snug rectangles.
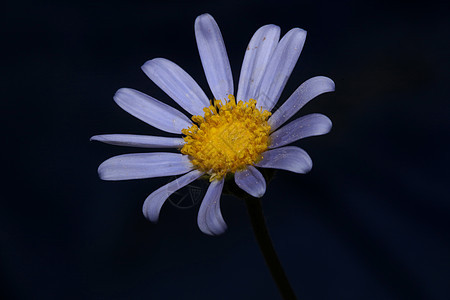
[181,95,271,181]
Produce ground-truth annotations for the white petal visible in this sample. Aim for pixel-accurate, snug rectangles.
[195,13,233,101]
[141,58,210,116]
[256,28,307,111]
[114,88,192,134]
[197,178,226,235]
[255,146,312,174]
[237,25,280,102]
[90,134,185,148]
[142,170,204,222]
[269,114,332,149]
[98,153,192,181]
[269,76,335,131]
[235,166,266,198]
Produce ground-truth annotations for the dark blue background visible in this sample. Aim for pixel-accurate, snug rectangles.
[3,0,449,299]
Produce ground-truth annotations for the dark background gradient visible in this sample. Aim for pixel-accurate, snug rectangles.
[3,0,449,299]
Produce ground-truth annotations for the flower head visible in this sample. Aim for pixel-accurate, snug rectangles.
[92,14,334,235]
[181,96,272,181]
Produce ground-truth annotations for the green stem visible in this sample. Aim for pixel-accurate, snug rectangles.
[245,196,297,300]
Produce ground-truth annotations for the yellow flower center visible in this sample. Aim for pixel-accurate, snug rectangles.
[181,95,271,181]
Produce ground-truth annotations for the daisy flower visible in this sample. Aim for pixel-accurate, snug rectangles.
[92,13,334,235]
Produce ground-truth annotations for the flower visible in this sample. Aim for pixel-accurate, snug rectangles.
[92,13,335,235]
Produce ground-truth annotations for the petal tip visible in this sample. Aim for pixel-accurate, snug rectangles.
[291,27,307,37]
[114,87,128,96]
[314,76,336,92]
[329,79,336,91]
[97,164,108,180]
[200,224,227,236]
[142,203,159,224]
[196,13,213,22]
[252,190,265,198]
[258,187,266,198]
[325,116,333,133]
[113,88,131,104]
[200,227,214,236]
[141,57,164,71]
[259,24,280,33]
[140,60,152,72]
[303,158,313,174]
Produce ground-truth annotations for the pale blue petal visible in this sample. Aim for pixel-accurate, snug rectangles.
[197,178,226,235]
[142,170,204,222]
[269,76,335,131]
[255,146,312,174]
[256,28,307,111]
[237,25,280,102]
[98,153,192,181]
[141,58,210,116]
[114,88,192,134]
[235,165,266,198]
[90,134,185,148]
[195,13,233,101]
[269,114,332,149]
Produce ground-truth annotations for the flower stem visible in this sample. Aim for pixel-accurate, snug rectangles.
[245,196,297,300]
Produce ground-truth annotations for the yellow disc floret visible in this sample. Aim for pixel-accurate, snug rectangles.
[181,95,271,181]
